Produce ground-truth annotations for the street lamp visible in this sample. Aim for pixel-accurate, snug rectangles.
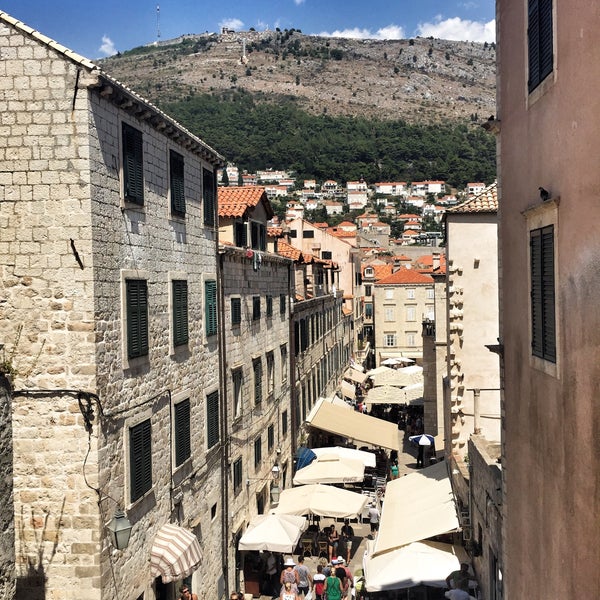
[106,509,133,550]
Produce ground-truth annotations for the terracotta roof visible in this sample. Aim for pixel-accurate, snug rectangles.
[313,222,329,228]
[267,226,284,237]
[447,182,498,214]
[277,240,304,262]
[362,264,394,280]
[329,229,356,238]
[392,254,412,261]
[415,254,447,270]
[218,186,274,218]
[376,268,434,285]
[338,221,357,228]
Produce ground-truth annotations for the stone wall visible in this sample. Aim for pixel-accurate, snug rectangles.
[0,377,15,600]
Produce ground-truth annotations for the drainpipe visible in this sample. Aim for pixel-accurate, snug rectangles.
[473,388,481,435]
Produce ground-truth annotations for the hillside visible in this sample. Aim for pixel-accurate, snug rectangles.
[99,29,496,124]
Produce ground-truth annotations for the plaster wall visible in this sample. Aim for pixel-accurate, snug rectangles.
[498,1,600,597]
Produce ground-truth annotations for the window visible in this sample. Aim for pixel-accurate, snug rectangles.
[251,221,267,250]
[268,424,274,451]
[364,267,374,277]
[406,306,416,322]
[266,351,274,395]
[203,168,216,227]
[232,369,243,419]
[280,294,287,316]
[426,304,435,320]
[530,225,556,361]
[126,279,149,359]
[384,306,395,322]
[266,295,273,317]
[282,410,288,436]
[289,229,297,238]
[365,303,373,318]
[280,344,288,383]
[234,221,247,247]
[407,288,416,299]
[233,457,243,493]
[174,399,191,467]
[129,419,152,502]
[254,436,262,469]
[205,280,217,336]
[169,150,185,216]
[406,332,417,347]
[300,319,309,352]
[528,0,553,93]
[253,358,263,405]
[364,285,372,297]
[302,230,315,238]
[385,288,394,299]
[252,296,261,320]
[206,391,219,449]
[231,297,241,326]
[321,251,332,260]
[122,123,144,205]
[384,333,397,347]
[427,288,435,300]
[172,280,189,346]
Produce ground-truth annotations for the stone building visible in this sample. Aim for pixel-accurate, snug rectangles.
[0,376,15,600]
[217,187,294,594]
[497,1,600,597]
[372,268,435,365]
[1,11,225,600]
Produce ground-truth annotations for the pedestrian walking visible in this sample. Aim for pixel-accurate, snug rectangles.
[368,503,380,537]
[312,564,326,600]
[294,555,312,597]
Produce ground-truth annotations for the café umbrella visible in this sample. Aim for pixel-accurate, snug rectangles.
[408,434,435,446]
[293,454,365,485]
[238,514,307,553]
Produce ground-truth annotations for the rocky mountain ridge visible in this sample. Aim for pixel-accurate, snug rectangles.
[99,29,496,124]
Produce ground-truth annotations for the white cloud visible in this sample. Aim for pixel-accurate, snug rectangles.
[415,16,495,43]
[318,24,405,40]
[218,17,244,31]
[294,0,306,5]
[99,35,117,57]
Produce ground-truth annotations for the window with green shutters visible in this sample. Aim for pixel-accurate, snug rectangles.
[122,123,144,205]
[528,0,553,93]
[280,294,286,316]
[206,390,219,449]
[254,436,262,469]
[130,419,152,503]
[172,280,189,346]
[126,279,149,359]
[205,280,217,336]
[282,410,288,436]
[268,424,274,451]
[233,457,243,493]
[170,150,185,216]
[174,399,191,467]
[266,295,273,318]
[203,168,216,227]
[231,297,241,326]
[234,221,247,247]
[530,225,556,362]
[252,296,261,321]
[253,358,262,406]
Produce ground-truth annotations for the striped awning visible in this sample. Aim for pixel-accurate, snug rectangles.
[150,524,202,583]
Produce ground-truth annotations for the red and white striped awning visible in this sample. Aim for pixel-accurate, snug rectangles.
[150,524,202,583]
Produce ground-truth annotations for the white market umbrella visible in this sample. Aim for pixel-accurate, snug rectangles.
[366,366,395,378]
[365,385,404,405]
[371,366,423,388]
[381,357,415,366]
[238,514,307,553]
[293,454,365,485]
[274,484,369,519]
[311,446,377,468]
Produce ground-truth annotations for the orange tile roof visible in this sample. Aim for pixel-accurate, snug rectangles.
[267,226,284,237]
[362,264,394,280]
[218,186,273,218]
[447,182,498,214]
[376,268,434,285]
[415,254,447,269]
[277,240,304,262]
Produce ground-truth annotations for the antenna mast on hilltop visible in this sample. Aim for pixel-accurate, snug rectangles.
[156,5,161,41]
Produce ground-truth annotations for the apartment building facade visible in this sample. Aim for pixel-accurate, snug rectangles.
[1,12,226,600]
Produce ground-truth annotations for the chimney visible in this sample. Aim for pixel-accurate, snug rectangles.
[392,258,401,273]
[432,252,441,271]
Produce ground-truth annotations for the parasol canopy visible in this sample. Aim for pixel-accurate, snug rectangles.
[238,513,307,553]
[293,454,365,485]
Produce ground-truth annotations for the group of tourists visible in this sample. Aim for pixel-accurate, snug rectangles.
[276,554,354,600]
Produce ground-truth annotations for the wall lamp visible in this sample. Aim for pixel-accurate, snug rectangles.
[106,509,133,550]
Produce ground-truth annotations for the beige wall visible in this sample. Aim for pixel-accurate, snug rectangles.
[498,1,600,597]
[1,19,223,600]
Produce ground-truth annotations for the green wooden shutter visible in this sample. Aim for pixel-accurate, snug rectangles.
[203,168,215,226]
[174,399,191,467]
[252,296,261,320]
[173,280,189,346]
[254,436,262,468]
[530,225,555,362]
[254,359,262,405]
[231,297,241,325]
[205,280,217,336]
[170,150,185,216]
[127,279,149,359]
[130,419,152,502]
[528,0,553,92]
[123,123,144,204]
[206,391,219,448]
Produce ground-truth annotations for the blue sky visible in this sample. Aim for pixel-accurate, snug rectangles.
[0,1,495,60]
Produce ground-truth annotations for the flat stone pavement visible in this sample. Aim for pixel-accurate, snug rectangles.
[250,428,437,599]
